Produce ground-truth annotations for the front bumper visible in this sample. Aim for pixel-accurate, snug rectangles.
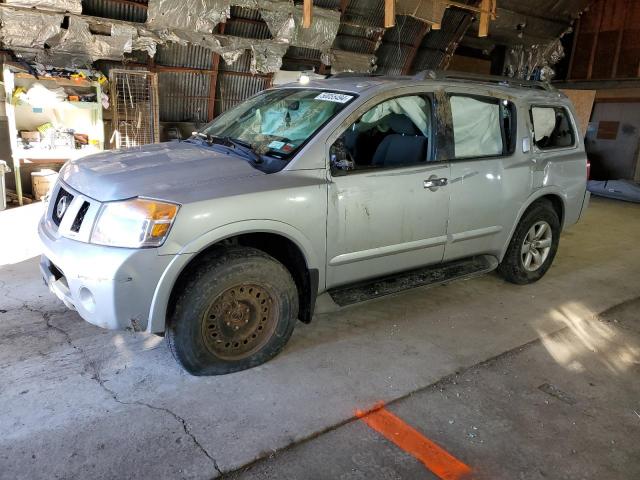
[39,219,174,331]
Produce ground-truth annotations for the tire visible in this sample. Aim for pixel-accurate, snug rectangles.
[497,199,560,285]
[166,247,298,375]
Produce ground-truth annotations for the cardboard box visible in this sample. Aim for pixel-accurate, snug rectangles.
[20,131,40,142]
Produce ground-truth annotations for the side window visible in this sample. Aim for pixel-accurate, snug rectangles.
[330,95,432,173]
[449,95,516,159]
[530,106,575,150]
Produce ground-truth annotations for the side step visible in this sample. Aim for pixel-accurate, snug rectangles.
[328,255,499,307]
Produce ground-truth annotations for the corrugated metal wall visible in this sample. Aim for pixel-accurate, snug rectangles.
[77,1,475,127]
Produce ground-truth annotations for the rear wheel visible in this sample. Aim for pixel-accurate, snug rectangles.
[167,247,298,375]
[497,200,560,284]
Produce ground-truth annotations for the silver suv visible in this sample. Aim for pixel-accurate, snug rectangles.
[39,71,590,375]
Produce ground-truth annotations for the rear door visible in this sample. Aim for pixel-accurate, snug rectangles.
[442,88,531,262]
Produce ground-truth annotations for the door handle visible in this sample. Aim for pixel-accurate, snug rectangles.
[423,177,448,190]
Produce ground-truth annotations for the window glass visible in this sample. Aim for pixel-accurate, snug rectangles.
[450,95,503,158]
[530,106,575,149]
[202,88,354,159]
[331,95,432,173]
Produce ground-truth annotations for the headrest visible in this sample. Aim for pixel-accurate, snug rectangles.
[386,114,418,136]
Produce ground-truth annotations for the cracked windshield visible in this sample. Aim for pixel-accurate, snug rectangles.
[201,88,355,158]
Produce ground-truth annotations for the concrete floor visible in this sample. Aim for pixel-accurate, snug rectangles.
[1,197,639,480]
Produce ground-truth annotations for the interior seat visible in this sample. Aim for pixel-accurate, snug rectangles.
[372,115,427,167]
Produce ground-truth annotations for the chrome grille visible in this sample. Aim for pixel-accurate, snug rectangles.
[51,187,74,227]
[71,201,90,233]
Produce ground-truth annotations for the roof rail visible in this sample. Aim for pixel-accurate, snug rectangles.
[329,72,383,78]
[414,70,555,91]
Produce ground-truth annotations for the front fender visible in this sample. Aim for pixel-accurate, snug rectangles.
[146,220,321,333]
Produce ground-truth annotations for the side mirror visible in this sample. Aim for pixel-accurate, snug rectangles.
[330,138,354,176]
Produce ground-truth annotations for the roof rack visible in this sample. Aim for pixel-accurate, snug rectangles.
[414,70,555,91]
[328,72,385,78]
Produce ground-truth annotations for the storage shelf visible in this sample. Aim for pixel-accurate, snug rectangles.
[15,72,94,88]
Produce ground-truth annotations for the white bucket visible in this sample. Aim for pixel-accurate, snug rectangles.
[31,169,58,201]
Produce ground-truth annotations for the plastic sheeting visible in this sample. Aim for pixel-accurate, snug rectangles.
[146,0,230,33]
[4,0,81,14]
[47,17,136,63]
[588,180,640,203]
[450,96,502,158]
[254,0,296,43]
[166,30,287,74]
[531,107,556,142]
[252,0,339,51]
[291,5,339,51]
[503,40,565,81]
[321,49,377,74]
[0,9,62,49]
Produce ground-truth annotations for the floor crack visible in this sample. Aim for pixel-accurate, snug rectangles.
[38,307,224,477]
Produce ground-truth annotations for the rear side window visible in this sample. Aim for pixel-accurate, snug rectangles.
[530,106,575,150]
[449,95,516,159]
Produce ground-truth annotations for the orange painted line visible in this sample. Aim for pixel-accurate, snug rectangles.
[356,404,472,480]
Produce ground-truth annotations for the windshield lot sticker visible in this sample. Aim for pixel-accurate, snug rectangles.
[268,140,286,150]
[315,92,353,103]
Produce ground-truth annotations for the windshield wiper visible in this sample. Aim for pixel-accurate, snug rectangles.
[192,132,263,164]
[225,137,264,164]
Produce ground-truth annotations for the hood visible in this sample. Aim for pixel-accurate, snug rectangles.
[60,142,264,203]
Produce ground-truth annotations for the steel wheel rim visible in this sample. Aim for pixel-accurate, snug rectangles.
[201,283,278,360]
[521,220,552,272]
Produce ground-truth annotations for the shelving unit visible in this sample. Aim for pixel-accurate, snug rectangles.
[3,67,105,205]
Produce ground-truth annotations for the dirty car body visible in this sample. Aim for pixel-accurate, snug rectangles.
[39,72,590,374]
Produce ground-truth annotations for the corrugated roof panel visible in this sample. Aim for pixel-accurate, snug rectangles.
[333,35,377,55]
[156,43,213,69]
[158,71,210,122]
[81,0,147,23]
[421,9,470,51]
[382,15,427,45]
[229,6,263,21]
[412,49,447,71]
[286,46,322,61]
[224,19,271,39]
[215,73,269,115]
[375,43,411,75]
[337,23,382,41]
[219,51,253,72]
[343,0,384,28]
[313,0,340,9]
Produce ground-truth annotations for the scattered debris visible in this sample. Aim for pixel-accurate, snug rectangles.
[538,383,577,405]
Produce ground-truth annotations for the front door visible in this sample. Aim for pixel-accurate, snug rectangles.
[325,93,450,288]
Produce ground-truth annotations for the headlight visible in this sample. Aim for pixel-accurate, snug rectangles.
[90,198,179,248]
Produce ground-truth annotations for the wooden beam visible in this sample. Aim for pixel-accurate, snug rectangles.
[587,0,605,80]
[384,0,395,28]
[303,0,312,28]
[612,0,630,79]
[478,0,491,37]
[208,23,224,121]
[566,16,580,80]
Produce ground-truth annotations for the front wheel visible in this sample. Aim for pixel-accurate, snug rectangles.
[497,200,560,284]
[167,247,298,375]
